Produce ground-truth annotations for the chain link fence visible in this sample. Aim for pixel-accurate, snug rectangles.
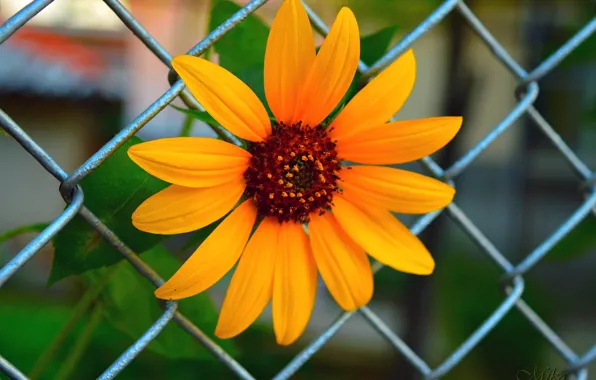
[1,0,596,379]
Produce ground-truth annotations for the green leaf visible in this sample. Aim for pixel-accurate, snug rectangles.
[324,25,398,125]
[360,25,399,66]
[171,105,219,126]
[49,137,168,285]
[84,245,237,360]
[546,216,596,261]
[210,0,270,112]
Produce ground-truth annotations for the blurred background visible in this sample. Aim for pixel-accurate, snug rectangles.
[1,0,596,379]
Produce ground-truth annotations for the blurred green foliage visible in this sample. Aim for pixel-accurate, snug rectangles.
[546,216,596,261]
[0,294,240,380]
[82,245,237,360]
[436,252,551,380]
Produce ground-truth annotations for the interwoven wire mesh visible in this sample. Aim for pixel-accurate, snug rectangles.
[1,0,596,379]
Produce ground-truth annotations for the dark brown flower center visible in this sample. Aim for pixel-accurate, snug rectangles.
[244,122,342,223]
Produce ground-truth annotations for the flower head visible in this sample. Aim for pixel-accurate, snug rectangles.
[128,0,462,345]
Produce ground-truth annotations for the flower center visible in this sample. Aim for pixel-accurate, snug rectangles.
[244,122,342,223]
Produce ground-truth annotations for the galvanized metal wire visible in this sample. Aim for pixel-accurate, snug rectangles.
[1,0,595,379]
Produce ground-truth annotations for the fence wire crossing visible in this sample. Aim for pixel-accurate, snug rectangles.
[1,0,596,379]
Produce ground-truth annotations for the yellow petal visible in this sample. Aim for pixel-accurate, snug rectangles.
[128,137,251,187]
[273,222,317,345]
[309,212,373,311]
[154,199,257,300]
[132,178,246,234]
[264,0,315,124]
[329,49,416,140]
[332,195,435,275]
[340,166,454,214]
[335,117,462,165]
[215,218,280,339]
[293,7,360,127]
[172,55,271,141]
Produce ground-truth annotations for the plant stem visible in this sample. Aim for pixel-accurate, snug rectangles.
[55,302,104,380]
[0,222,50,245]
[179,115,194,137]
[29,269,116,379]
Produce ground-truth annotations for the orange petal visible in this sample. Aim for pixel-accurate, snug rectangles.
[273,222,317,345]
[154,199,257,300]
[215,218,280,339]
[336,117,462,165]
[329,49,416,140]
[340,166,454,214]
[264,0,315,124]
[293,7,360,127]
[172,55,271,141]
[332,195,435,275]
[128,137,251,187]
[132,178,246,234]
[309,212,373,311]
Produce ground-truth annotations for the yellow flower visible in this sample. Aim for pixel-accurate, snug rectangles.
[128,0,461,345]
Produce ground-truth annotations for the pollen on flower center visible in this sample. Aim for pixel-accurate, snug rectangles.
[244,122,342,223]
